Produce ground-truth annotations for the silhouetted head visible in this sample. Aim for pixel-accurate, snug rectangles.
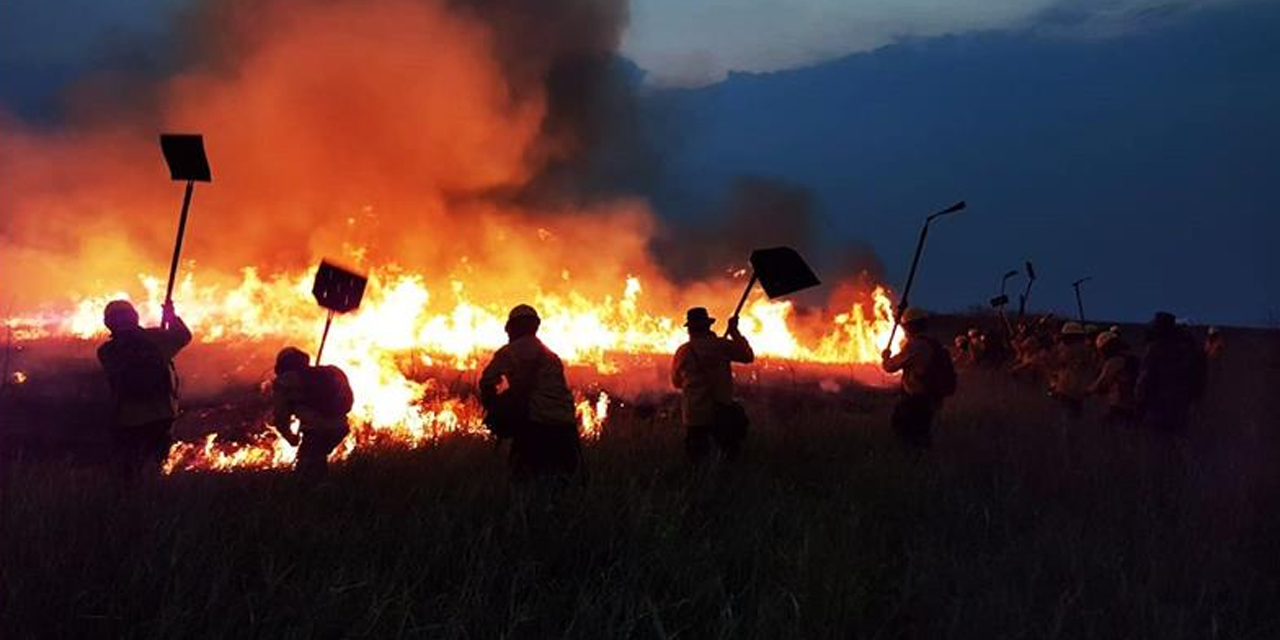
[505,304,541,340]
[684,307,715,334]
[103,300,140,334]
[275,347,310,376]
[900,307,929,336]
[1146,311,1178,342]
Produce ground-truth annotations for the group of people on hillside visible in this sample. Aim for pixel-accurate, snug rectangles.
[96,299,756,483]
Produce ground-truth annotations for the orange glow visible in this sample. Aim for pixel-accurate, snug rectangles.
[0,0,904,473]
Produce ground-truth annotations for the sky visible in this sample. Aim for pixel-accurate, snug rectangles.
[2,0,1277,325]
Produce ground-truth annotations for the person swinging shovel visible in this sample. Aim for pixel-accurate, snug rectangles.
[671,247,821,463]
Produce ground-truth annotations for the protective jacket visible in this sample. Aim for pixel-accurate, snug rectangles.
[480,335,576,427]
[672,331,754,427]
[882,335,936,398]
[97,317,192,427]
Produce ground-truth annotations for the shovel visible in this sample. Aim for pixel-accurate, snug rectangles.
[728,247,822,328]
[1072,277,1092,323]
[158,134,212,329]
[884,200,966,350]
[311,260,368,364]
[1018,260,1037,319]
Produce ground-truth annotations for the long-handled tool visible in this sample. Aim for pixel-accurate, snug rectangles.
[884,201,966,351]
[311,260,368,364]
[1018,260,1037,319]
[990,269,1020,335]
[1071,277,1093,323]
[158,134,212,329]
[727,246,821,328]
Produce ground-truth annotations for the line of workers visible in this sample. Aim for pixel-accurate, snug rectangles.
[96,298,1212,482]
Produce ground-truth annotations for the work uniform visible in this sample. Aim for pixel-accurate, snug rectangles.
[97,317,192,475]
[882,335,944,449]
[672,330,754,460]
[1138,331,1204,433]
[480,335,580,480]
[1091,353,1138,424]
[1051,340,1096,419]
[270,366,352,479]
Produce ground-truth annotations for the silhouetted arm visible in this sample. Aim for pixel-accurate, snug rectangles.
[268,378,300,445]
[479,347,513,402]
[725,334,754,364]
[882,341,920,373]
[671,344,689,389]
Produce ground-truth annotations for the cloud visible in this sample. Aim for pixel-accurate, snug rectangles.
[621,0,1247,86]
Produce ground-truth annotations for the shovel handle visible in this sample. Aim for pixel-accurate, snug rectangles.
[730,273,759,320]
[316,310,335,365]
[162,180,195,330]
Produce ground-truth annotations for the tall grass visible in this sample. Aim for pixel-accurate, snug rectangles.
[3,337,1278,639]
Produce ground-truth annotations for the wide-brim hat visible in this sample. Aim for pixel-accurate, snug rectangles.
[684,307,715,327]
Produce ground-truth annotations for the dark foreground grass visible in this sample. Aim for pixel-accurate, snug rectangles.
[4,352,1280,638]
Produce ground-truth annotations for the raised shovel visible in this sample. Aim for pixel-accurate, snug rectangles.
[727,247,822,330]
[884,200,966,351]
[158,134,212,329]
[311,260,368,364]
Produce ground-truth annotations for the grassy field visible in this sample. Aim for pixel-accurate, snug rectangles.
[3,331,1279,639]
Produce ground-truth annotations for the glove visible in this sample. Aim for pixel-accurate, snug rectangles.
[162,301,177,325]
[727,316,741,336]
[881,349,892,361]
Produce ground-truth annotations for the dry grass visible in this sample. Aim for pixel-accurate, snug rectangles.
[3,332,1278,639]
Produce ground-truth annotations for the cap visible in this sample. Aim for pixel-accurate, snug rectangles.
[507,304,540,321]
[1095,331,1119,350]
[103,300,140,332]
[275,347,310,375]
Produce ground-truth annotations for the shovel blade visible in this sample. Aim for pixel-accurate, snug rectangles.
[160,134,212,182]
[312,260,368,313]
[749,247,821,299]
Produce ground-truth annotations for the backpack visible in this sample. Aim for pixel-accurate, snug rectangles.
[101,332,175,404]
[919,337,958,398]
[301,365,354,418]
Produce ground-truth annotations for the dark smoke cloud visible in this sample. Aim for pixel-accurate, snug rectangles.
[649,176,884,300]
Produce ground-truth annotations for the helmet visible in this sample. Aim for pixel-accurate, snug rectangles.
[900,307,928,325]
[967,328,981,338]
[1060,322,1085,336]
[1207,326,1220,336]
[275,347,310,375]
[954,335,969,347]
[507,304,540,322]
[1109,325,1121,334]
[103,300,140,333]
[1095,331,1119,350]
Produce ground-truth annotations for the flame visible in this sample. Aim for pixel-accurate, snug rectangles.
[10,266,901,473]
[0,0,905,473]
